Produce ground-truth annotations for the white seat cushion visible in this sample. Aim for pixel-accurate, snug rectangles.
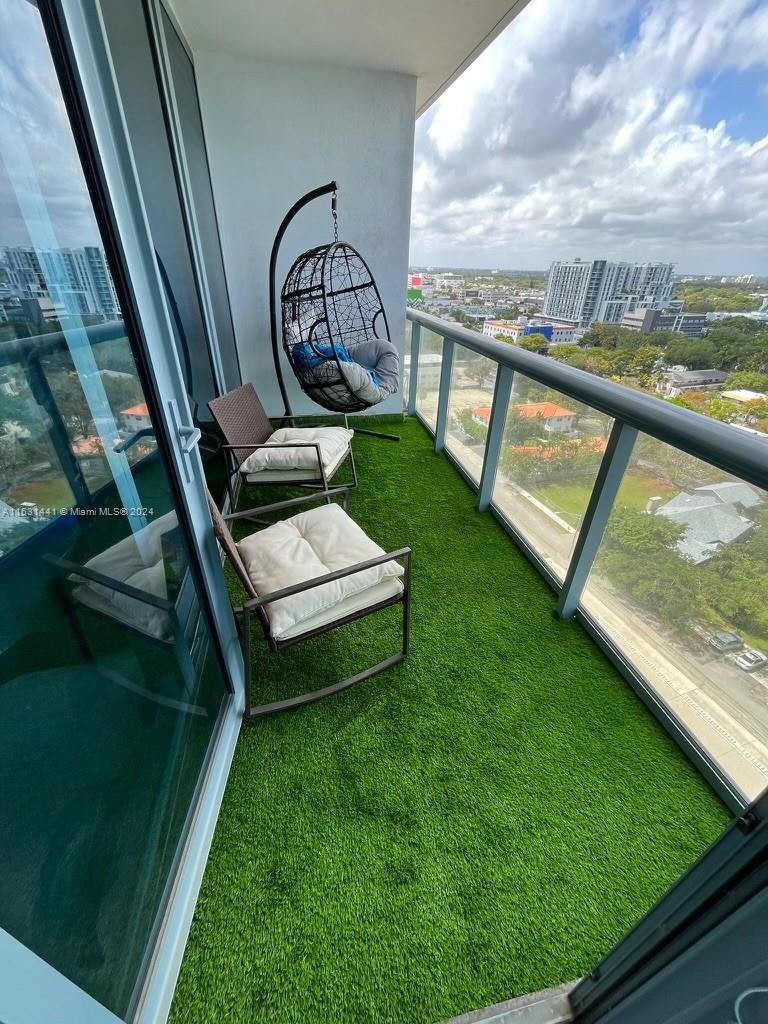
[72,561,171,641]
[244,442,349,484]
[236,502,404,641]
[239,425,352,478]
[277,577,403,640]
[69,511,178,641]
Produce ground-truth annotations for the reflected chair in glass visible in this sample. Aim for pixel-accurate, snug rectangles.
[46,514,211,717]
[206,486,411,717]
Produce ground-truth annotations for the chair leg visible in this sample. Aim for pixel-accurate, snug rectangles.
[348,446,358,491]
[247,586,410,719]
[241,608,252,713]
[353,428,400,441]
[222,448,236,512]
[246,647,407,718]
[245,552,411,719]
[403,576,411,657]
[54,576,95,664]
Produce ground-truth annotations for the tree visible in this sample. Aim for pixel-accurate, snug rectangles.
[633,435,721,488]
[664,339,719,369]
[463,356,495,389]
[595,506,705,628]
[673,285,761,313]
[724,370,768,393]
[517,332,550,352]
[702,509,768,637]
[629,345,663,380]
[455,408,488,444]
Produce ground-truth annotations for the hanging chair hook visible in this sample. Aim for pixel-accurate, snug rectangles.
[268,180,338,418]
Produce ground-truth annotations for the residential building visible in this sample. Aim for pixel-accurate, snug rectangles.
[18,296,63,326]
[482,317,575,344]
[659,368,728,397]
[653,486,757,563]
[120,401,153,433]
[475,399,577,432]
[514,400,576,433]
[622,307,707,337]
[0,244,120,321]
[543,258,674,326]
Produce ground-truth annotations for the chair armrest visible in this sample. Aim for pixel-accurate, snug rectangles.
[43,553,174,611]
[242,547,411,611]
[224,486,351,522]
[222,441,324,475]
[222,442,325,449]
[113,427,155,453]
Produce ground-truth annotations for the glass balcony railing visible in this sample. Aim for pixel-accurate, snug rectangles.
[443,345,496,485]
[413,327,443,431]
[407,308,768,806]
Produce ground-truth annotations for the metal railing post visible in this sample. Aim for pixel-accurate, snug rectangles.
[26,356,91,509]
[556,419,638,619]
[477,365,514,512]
[433,338,454,453]
[407,321,421,416]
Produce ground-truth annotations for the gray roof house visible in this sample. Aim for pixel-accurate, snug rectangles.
[656,487,759,563]
[659,368,729,397]
[694,481,763,510]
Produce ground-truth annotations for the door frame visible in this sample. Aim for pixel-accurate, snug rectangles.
[40,1,246,1020]
[570,791,768,1023]
[143,0,243,396]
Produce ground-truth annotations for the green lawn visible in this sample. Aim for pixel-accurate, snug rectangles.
[170,417,728,1024]
[533,471,675,523]
[8,476,75,509]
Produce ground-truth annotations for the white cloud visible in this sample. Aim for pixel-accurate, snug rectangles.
[410,0,768,273]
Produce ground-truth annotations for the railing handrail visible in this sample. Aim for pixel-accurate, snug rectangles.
[407,308,768,492]
[0,319,126,368]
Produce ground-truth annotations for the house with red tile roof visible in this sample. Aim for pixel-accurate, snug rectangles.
[472,401,577,434]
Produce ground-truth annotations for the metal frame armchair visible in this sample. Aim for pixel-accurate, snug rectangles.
[206,487,411,717]
[208,383,357,512]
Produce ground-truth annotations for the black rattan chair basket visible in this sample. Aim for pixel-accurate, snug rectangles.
[280,240,390,413]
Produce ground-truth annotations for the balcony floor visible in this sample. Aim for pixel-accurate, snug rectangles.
[171,416,728,1024]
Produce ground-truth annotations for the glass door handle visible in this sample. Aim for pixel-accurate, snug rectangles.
[178,424,202,453]
[168,399,201,481]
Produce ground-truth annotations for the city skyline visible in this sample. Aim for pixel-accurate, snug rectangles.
[408,259,762,281]
[0,242,120,322]
[410,0,768,275]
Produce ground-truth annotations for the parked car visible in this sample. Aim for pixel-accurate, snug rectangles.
[735,649,768,673]
[708,631,743,652]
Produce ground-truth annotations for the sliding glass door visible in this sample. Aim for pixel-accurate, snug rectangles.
[0,0,233,1018]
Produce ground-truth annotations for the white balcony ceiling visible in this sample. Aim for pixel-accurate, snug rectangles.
[170,0,532,114]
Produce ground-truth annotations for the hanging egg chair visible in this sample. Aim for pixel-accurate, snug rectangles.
[269,182,400,437]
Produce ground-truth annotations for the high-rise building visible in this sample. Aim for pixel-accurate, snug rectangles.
[543,258,674,327]
[0,244,120,321]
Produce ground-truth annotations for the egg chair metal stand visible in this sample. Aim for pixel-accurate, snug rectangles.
[269,181,399,441]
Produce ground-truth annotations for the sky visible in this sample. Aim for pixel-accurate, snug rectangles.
[409,0,768,275]
[0,0,100,250]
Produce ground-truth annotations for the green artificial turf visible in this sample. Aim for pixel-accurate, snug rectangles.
[170,416,729,1024]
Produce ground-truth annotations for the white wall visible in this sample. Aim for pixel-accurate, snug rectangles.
[193,51,416,417]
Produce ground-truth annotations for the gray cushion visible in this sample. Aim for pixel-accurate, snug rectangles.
[338,359,388,404]
[347,336,399,395]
